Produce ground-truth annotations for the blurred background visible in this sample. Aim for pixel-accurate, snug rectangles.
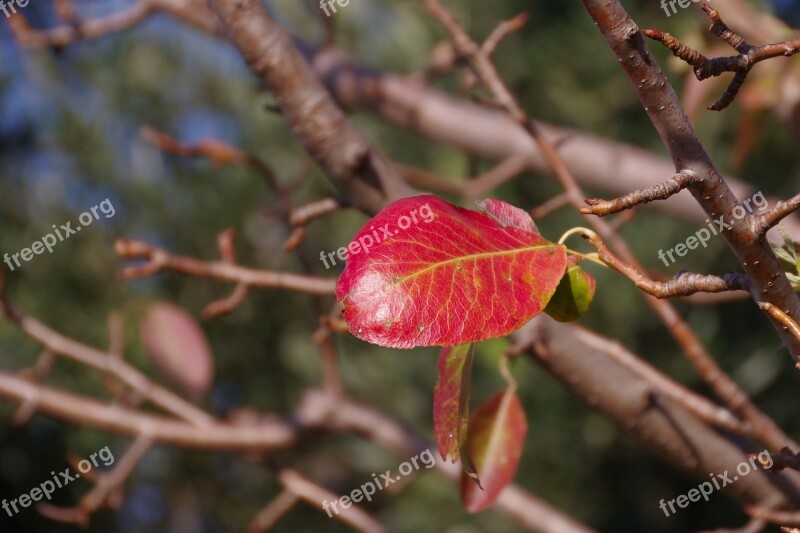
[1,0,800,531]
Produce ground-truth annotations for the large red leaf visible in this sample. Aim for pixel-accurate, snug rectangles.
[336,195,567,348]
[433,343,475,463]
[460,390,527,513]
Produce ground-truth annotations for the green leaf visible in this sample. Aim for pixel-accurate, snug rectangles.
[773,245,797,266]
[543,261,596,322]
[786,272,800,290]
[774,225,799,271]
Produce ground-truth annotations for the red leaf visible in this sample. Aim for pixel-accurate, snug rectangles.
[433,343,475,463]
[476,198,538,233]
[336,195,567,348]
[140,302,215,397]
[460,390,527,513]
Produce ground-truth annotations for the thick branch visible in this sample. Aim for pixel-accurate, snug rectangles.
[207,0,413,215]
[0,373,296,450]
[513,317,800,511]
[13,0,800,236]
[580,0,800,366]
[424,0,795,459]
[0,371,592,533]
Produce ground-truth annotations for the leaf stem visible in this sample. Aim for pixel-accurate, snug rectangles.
[557,227,599,245]
[499,355,518,392]
[564,249,609,269]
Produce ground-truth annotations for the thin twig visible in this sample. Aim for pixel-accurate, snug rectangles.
[580,0,800,453]
[289,198,343,227]
[278,470,389,533]
[746,506,800,527]
[759,303,800,347]
[114,239,336,296]
[582,170,698,216]
[643,6,800,110]
[39,435,154,526]
[530,194,570,220]
[424,0,796,455]
[0,296,214,427]
[755,193,800,235]
[248,489,300,532]
[581,232,751,298]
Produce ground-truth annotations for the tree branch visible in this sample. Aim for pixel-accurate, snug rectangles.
[582,170,698,216]
[206,0,414,215]
[580,0,800,369]
[114,238,336,296]
[756,194,800,235]
[644,6,800,111]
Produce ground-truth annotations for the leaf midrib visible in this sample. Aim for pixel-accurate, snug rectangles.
[395,243,564,285]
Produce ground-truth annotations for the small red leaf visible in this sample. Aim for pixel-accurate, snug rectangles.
[140,302,215,397]
[336,195,567,348]
[476,198,538,233]
[433,343,475,463]
[460,389,527,513]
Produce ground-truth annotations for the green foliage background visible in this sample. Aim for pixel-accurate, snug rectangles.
[0,0,798,531]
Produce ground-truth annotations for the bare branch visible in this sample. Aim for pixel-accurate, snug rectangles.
[643,6,800,111]
[277,470,389,533]
[289,198,344,227]
[581,232,751,298]
[582,170,698,216]
[765,447,800,473]
[581,0,800,399]
[39,435,154,526]
[481,13,529,57]
[755,194,800,235]
[464,154,530,200]
[207,0,414,215]
[0,373,295,449]
[114,239,336,296]
[0,294,214,427]
[759,303,800,348]
[746,506,800,528]
[201,229,251,319]
[425,0,797,456]
[248,489,299,533]
[7,1,153,48]
[530,194,570,220]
